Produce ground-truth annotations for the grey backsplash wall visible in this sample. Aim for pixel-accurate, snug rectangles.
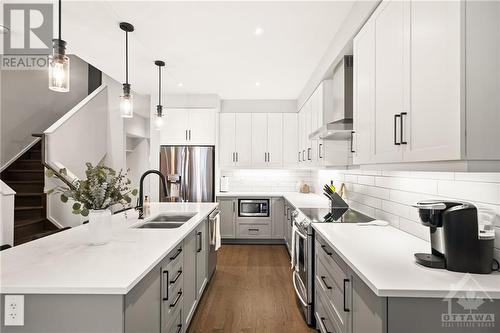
[313,170,500,261]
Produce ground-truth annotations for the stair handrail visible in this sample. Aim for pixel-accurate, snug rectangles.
[31,133,76,190]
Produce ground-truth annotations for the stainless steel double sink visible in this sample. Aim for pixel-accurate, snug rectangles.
[135,212,196,229]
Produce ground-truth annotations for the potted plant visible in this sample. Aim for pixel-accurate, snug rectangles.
[47,163,138,245]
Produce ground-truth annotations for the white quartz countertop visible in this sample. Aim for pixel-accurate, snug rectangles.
[312,223,500,298]
[216,191,330,209]
[0,202,218,295]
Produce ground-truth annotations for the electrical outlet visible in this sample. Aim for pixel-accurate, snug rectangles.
[4,295,24,326]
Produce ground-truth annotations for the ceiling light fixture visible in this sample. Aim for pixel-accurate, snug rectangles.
[119,22,135,118]
[255,82,261,87]
[154,60,165,131]
[254,26,264,36]
[178,82,183,87]
[48,0,69,92]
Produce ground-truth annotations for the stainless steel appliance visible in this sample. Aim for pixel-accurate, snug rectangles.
[238,199,269,217]
[208,208,220,279]
[292,207,373,326]
[159,146,215,202]
[413,200,497,274]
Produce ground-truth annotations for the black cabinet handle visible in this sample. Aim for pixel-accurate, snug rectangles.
[343,279,350,312]
[350,131,355,153]
[302,150,305,161]
[320,276,332,290]
[248,228,259,232]
[169,291,182,308]
[400,112,407,144]
[394,114,401,145]
[321,244,332,256]
[170,248,182,261]
[162,270,169,301]
[175,324,182,333]
[298,151,301,162]
[307,148,312,160]
[319,143,323,159]
[170,270,182,284]
[320,317,333,333]
[197,232,202,253]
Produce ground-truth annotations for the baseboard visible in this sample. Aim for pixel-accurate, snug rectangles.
[222,238,286,245]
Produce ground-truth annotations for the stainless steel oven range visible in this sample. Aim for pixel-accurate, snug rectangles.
[291,207,374,327]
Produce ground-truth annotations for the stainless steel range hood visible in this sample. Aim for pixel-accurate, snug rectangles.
[309,55,353,141]
[309,118,353,140]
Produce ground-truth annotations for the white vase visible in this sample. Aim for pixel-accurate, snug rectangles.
[88,209,112,245]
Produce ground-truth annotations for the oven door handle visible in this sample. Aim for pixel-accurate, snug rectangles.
[292,271,308,307]
[293,225,307,240]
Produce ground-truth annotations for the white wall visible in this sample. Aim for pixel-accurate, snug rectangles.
[0,55,89,169]
[0,180,15,246]
[220,169,312,193]
[313,169,500,261]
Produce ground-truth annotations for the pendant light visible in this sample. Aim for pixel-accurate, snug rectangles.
[154,60,165,131]
[119,22,134,118]
[49,0,70,92]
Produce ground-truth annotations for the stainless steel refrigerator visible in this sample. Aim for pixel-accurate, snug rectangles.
[159,146,215,202]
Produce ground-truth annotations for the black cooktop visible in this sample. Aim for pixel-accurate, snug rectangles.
[299,208,374,223]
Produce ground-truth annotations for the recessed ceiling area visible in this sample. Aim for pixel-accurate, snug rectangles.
[64,1,354,99]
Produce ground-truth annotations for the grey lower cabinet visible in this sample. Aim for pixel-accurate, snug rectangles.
[218,198,236,238]
[284,201,293,253]
[125,243,184,333]
[183,218,209,331]
[271,198,285,239]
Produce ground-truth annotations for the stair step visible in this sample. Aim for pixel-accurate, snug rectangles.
[15,193,44,207]
[2,169,43,181]
[4,180,44,193]
[15,206,43,211]
[15,218,45,228]
[10,159,43,169]
[7,169,43,173]
[15,192,44,197]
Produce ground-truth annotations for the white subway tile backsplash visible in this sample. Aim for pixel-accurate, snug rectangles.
[399,218,430,242]
[437,180,500,205]
[357,175,375,186]
[381,200,411,219]
[455,172,500,183]
[349,192,382,209]
[389,190,422,206]
[345,174,358,183]
[374,209,400,228]
[375,176,438,195]
[221,169,312,193]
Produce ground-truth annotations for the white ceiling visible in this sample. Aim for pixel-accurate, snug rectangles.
[63,1,354,99]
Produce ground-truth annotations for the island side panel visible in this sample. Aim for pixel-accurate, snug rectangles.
[387,297,500,333]
[0,294,124,333]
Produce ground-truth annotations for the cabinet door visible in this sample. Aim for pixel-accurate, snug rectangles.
[283,113,299,167]
[353,18,375,165]
[218,198,235,238]
[161,109,189,145]
[304,102,313,163]
[234,113,252,167]
[271,198,285,239]
[182,232,197,328]
[371,0,407,163]
[351,273,387,333]
[219,113,235,168]
[404,0,462,162]
[251,113,268,167]
[125,266,161,333]
[189,109,216,145]
[195,220,208,298]
[267,113,283,167]
[298,109,306,163]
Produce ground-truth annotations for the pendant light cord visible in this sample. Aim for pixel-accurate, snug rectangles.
[58,0,62,40]
[125,31,129,84]
[158,65,161,105]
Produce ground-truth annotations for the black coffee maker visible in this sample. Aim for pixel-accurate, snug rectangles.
[413,200,496,274]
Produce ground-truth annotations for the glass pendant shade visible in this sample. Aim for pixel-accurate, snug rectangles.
[120,94,134,118]
[49,40,70,92]
[154,113,163,131]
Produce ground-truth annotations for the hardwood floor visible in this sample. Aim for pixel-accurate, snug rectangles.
[187,244,317,333]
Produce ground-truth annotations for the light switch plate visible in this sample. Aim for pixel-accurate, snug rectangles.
[4,295,24,326]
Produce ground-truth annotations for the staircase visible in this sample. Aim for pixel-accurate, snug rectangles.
[0,141,58,245]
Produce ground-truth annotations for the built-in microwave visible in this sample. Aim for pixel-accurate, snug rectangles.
[238,199,270,217]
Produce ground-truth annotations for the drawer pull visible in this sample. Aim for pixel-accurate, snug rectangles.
[320,317,333,333]
[170,270,182,284]
[162,270,169,301]
[343,279,350,312]
[175,324,182,333]
[170,291,182,308]
[321,245,332,256]
[248,228,259,231]
[170,248,182,261]
[320,276,332,290]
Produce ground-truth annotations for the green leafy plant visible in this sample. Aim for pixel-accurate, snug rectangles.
[47,163,138,217]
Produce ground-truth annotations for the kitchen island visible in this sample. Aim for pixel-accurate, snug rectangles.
[0,202,218,333]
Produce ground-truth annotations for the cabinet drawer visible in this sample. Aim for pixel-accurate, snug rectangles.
[315,286,339,333]
[163,282,183,322]
[167,244,183,268]
[236,223,272,238]
[316,254,350,333]
[165,303,182,333]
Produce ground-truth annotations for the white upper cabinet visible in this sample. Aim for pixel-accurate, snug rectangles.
[161,108,216,145]
[353,0,500,168]
[251,113,268,167]
[266,113,283,168]
[219,113,252,168]
[219,113,236,168]
[283,113,299,167]
[353,18,375,165]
